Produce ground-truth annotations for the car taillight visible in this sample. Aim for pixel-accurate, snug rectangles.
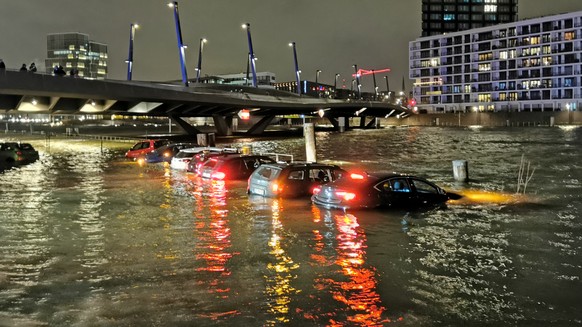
[350,173,365,180]
[212,171,226,180]
[272,183,280,193]
[312,186,321,195]
[336,191,356,201]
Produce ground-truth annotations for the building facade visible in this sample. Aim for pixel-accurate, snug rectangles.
[422,0,518,36]
[410,11,582,113]
[45,33,108,79]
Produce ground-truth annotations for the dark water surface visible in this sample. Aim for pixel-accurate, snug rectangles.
[0,127,581,326]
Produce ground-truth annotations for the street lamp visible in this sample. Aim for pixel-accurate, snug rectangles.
[315,70,322,97]
[126,23,139,81]
[242,23,258,88]
[372,69,378,100]
[289,42,301,95]
[168,2,189,87]
[353,64,361,99]
[195,38,207,83]
[384,76,391,102]
[334,73,340,98]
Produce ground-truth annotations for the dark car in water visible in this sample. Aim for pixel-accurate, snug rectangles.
[0,142,39,167]
[197,153,276,180]
[143,143,198,164]
[186,148,239,173]
[312,172,456,210]
[247,162,346,198]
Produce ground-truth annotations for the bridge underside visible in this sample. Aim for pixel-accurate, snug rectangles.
[0,71,412,135]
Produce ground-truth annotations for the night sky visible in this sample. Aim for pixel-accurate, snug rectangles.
[1,1,581,92]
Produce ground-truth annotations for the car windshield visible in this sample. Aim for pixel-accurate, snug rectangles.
[255,166,280,180]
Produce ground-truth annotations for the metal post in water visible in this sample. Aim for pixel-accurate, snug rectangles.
[452,160,469,182]
[338,117,346,133]
[304,123,316,163]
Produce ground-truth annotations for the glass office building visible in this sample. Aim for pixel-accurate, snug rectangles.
[45,33,108,79]
[410,11,582,112]
[422,0,518,36]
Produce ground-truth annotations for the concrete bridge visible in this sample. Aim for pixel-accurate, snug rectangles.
[0,70,412,135]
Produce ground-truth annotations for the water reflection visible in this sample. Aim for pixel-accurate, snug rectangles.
[264,199,300,325]
[308,207,396,326]
[189,178,239,320]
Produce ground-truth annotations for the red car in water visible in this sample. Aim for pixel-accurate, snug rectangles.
[125,139,170,160]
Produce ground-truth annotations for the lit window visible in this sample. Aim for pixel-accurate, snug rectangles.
[485,5,497,12]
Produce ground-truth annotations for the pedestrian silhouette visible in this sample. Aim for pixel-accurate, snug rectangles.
[19,63,27,72]
[0,59,5,71]
[29,62,37,73]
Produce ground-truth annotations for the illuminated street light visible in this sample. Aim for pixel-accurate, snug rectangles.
[195,38,207,83]
[126,23,139,81]
[289,42,301,95]
[168,2,189,86]
[242,23,258,87]
[334,73,340,98]
[315,69,322,97]
[353,64,361,99]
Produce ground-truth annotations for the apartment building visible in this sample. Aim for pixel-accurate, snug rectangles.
[410,11,581,112]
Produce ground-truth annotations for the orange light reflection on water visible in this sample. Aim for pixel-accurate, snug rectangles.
[449,189,533,206]
[306,207,400,326]
[265,199,300,324]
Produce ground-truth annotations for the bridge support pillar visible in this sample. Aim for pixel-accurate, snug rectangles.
[366,117,379,128]
[246,115,275,135]
[169,115,202,135]
[212,115,233,136]
[359,116,367,128]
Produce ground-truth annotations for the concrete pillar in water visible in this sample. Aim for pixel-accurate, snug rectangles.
[304,123,316,162]
[338,117,346,133]
[452,160,469,182]
[550,116,555,127]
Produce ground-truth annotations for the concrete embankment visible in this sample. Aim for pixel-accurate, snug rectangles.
[384,111,582,127]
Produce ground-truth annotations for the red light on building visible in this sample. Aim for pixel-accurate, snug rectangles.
[238,109,250,120]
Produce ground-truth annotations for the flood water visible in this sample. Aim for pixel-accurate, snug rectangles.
[0,126,581,327]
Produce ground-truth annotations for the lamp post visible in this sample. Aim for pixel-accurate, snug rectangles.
[372,69,378,100]
[334,73,340,98]
[384,76,391,103]
[195,38,207,83]
[126,23,139,81]
[353,64,361,99]
[289,42,301,95]
[315,70,322,97]
[242,23,258,88]
[168,2,189,87]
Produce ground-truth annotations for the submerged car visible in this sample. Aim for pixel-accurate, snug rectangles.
[143,143,198,164]
[170,147,238,171]
[0,142,39,166]
[125,139,169,160]
[248,162,346,198]
[186,148,239,173]
[312,172,456,210]
[197,153,276,180]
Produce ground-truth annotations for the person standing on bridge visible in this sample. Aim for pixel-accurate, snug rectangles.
[0,59,5,71]
[29,62,37,73]
[19,63,27,72]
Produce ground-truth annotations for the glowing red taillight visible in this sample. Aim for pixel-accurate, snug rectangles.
[350,173,365,180]
[272,183,280,193]
[312,186,322,195]
[336,191,356,201]
[212,171,226,180]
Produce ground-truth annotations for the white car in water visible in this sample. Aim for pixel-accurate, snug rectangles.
[170,147,237,171]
